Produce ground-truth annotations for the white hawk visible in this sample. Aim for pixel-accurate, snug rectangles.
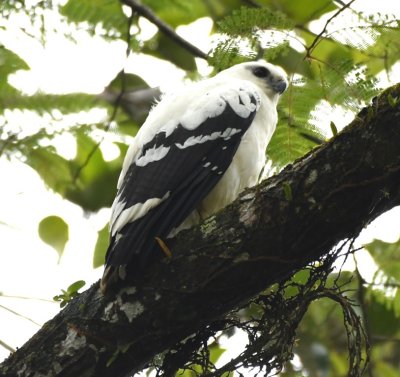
[101,60,288,293]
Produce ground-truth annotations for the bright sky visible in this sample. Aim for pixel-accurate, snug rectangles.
[1,0,400,367]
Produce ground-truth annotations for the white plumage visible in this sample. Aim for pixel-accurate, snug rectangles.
[101,60,287,293]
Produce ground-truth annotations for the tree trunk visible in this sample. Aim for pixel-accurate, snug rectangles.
[1,84,400,377]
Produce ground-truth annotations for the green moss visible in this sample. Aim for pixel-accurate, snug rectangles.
[200,216,217,236]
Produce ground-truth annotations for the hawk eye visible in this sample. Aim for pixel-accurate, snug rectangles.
[253,66,270,78]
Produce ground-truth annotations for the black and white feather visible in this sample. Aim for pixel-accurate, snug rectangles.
[101,60,288,293]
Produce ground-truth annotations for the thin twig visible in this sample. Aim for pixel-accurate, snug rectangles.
[0,293,54,302]
[305,0,357,57]
[0,339,15,353]
[0,304,41,326]
[121,0,208,60]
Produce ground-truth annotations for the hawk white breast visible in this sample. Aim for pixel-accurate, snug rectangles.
[101,60,288,293]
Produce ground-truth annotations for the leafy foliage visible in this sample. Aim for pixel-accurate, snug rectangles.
[141,0,208,27]
[268,83,324,165]
[53,280,86,308]
[365,238,400,282]
[217,7,294,37]
[210,8,294,72]
[20,130,125,211]
[61,0,127,37]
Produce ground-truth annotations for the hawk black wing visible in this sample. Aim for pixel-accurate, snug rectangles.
[101,86,261,291]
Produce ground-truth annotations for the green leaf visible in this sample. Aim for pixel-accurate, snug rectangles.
[26,135,124,211]
[61,0,126,36]
[38,216,69,260]
[268,118,322,167]
[268,79,322,164]
[108,73,149,92]
[282,181,293,201]
[360,25,400,75]
[208,40,256,71]
[366,290,400,336]
[327,62,379,109]
[27,146,73,195]
[0,46,29,81]
[387,93,400,108]
[67,280,86,294]
[284,269,311,297]
[263,0,337,24]
[143,33,196,71]
[211,8,295,72]
[67,132,122,211]
[142,0,207,27]
[93,224,109,268]
[0,46,29,98]
[364,238,400,281]
[330,121,338,137]
[54,280,86,307]
[209,343,226,365]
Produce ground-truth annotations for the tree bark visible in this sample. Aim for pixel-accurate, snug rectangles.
[1,84,400,377]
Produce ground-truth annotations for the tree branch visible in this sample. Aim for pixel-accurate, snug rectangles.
[1,83,400,376]
[121,0,208,60]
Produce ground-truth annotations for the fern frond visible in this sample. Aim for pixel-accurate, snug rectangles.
[208,38,257,71]
[267,120,322,167]
[210,7,294,71]
[312,59,380,111]
[319,11,400,74]
[268,82,324,167]
[361,26,400,75]
[263,41,291,61]
[217,7,294,38]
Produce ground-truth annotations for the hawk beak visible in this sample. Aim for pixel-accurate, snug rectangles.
[273,79,288,95]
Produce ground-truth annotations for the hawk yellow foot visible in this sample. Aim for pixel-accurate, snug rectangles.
[155,236,172,258]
